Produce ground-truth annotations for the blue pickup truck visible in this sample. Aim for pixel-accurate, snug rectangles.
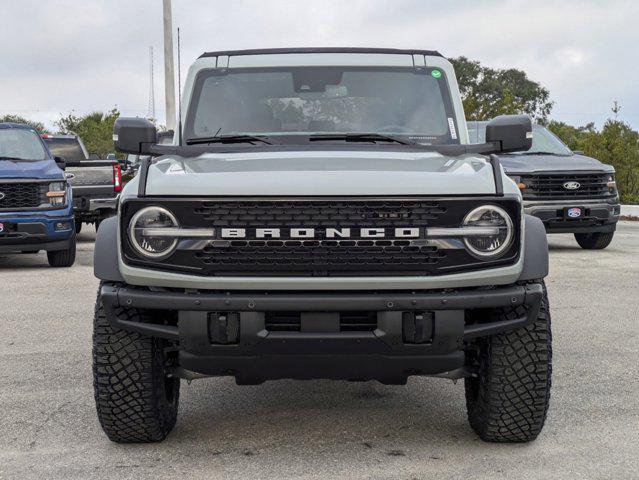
[0,123,76,267]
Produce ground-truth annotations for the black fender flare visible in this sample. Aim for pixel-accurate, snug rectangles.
[518,214,549,281]
[94,216,124,282]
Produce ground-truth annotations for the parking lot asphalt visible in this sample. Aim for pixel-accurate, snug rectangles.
[1,222,638,480]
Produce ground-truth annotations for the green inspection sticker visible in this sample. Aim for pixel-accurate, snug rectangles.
[431,69,442,78]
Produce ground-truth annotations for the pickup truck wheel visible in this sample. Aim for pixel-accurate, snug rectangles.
[46,235,76,267]
[574,231,614,250]
[464,280,552,443]
[75,220,82,234]
[92,291,180,443]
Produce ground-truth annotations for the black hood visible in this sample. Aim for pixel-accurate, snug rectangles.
[498,153,614,174]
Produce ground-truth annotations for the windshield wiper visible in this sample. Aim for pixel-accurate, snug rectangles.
[308,133,416,145]
[186,134,271,145]
[0,156,29,161]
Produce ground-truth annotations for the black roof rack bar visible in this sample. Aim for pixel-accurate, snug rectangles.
[200,47,444,59]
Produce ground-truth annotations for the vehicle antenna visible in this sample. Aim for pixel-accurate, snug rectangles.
[177,27,183,146]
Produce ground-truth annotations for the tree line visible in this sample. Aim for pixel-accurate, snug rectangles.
[2,58,638,203]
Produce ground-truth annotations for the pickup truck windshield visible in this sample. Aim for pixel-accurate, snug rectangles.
[43,137,87,161]
[186,67,460,145]
[0,129,47,161]
[468,123,572,156]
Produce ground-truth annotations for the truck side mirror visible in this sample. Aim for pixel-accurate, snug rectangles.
[485,115,533,153]
[54,156,66,170]
[113,117,158,154]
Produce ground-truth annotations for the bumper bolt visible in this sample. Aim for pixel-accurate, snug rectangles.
[386,301,394,308]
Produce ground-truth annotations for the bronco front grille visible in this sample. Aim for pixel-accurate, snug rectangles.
[520,173,614,200]
[120,197,521,277]
[0,182,43,210]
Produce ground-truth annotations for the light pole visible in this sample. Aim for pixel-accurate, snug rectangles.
[163,0,176,131]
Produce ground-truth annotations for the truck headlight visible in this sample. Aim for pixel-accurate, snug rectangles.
[128,206,179,259]
[46,181,67,206]
[606,174,618,194]
[462,205,514,258]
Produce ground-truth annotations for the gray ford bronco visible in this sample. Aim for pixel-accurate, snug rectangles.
[93,48,552,444]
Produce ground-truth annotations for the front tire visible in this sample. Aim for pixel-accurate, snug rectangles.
[46,234,76,267]
[92,290,180,443]
[574,231,614,250]
[465,280,552,442]
[75,220,82,234]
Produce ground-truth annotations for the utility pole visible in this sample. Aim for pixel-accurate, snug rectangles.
[147,46,156,121]
[163,0,176,131]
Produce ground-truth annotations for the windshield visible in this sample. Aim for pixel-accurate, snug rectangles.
[467,122,573,155]
[0,129,48,161]
[185,67,460,145]
[43,137,87,160]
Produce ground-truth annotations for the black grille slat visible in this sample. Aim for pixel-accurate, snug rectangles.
[521,173,612,200]
[0,183,42,209]
[265,312,378,332]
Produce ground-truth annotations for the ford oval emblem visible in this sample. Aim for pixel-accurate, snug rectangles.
[563,181,581,190]
[0,192,5,201]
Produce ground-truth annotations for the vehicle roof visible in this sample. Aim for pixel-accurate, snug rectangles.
[467,121,544,128]
[0,122,39,131]
[200,47,444,59]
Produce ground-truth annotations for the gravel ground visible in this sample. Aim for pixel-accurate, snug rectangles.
[1,223,638,480]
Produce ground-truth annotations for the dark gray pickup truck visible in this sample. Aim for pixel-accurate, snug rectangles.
[42,134,121,233]
[468,122,620,249]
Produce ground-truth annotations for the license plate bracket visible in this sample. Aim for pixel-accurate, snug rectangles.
[564,207,584,219]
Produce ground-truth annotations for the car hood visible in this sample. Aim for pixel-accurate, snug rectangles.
[139,150,502,197]
[0,159,64,180]
[498,153,614,174]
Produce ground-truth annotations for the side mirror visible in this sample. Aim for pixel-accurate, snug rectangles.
[157,130,175,145]
[485,115,533,153]
[54,156,66,170]
[113,117,157,154]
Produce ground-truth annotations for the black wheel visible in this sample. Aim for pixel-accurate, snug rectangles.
[574,231,614,250]
[465,280,552,443]
[92,288,180,443]
[95,218,103,232]
[46,234,76,267]
[75,220,82,234]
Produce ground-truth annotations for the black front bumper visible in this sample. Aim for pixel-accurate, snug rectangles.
[524,200,620,233]
[100,283,543,384]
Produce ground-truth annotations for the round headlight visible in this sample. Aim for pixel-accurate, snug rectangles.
[462,205,514,258]
[128,206,179,259]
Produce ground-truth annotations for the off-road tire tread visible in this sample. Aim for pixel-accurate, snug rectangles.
[46,235,76,267]
[574,231,614,250]
[92,288,179,443]
[465,281,552,442]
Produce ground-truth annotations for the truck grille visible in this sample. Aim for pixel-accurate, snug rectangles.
[121,198,521,277]
[0,183,43,210]
[520,173,613,200]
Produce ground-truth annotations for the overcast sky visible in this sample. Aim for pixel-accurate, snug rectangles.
[1,0,637,131]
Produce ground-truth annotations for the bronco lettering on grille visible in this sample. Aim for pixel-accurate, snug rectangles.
[219,227,422,239]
